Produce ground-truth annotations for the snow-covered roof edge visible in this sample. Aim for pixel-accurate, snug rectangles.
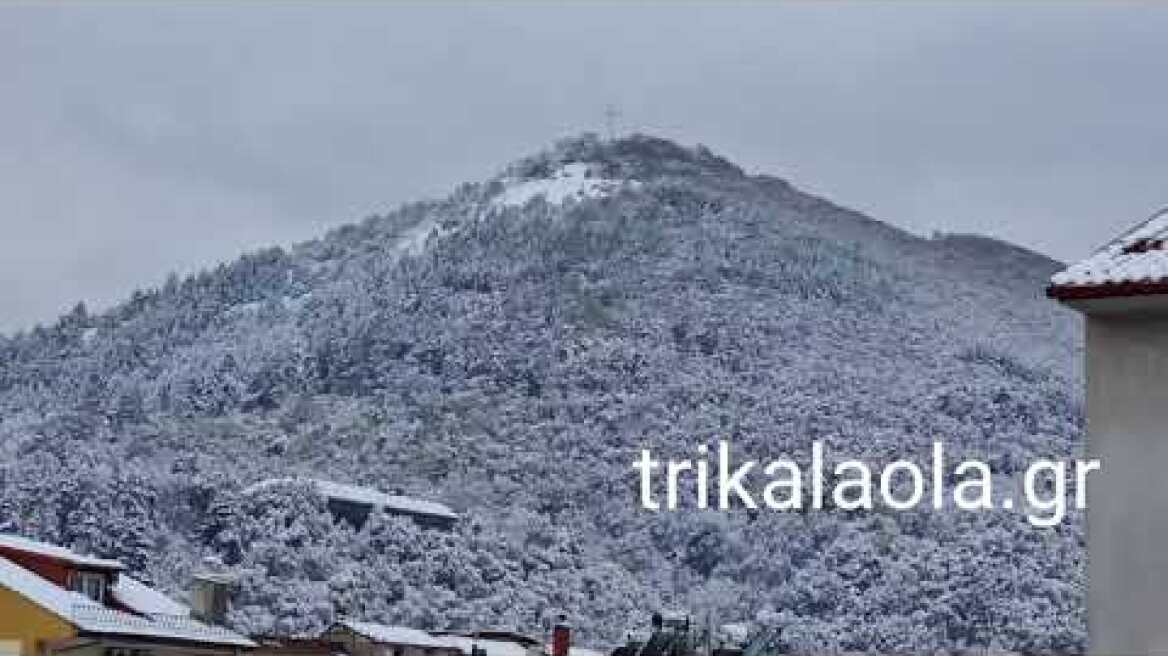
[244,478,458,521]
[111,575,190,616]
[71,605,256,648]
[1048,207,1168,300]
[337,620,462,650]
[438,634,538,656]
[0,533,124,570]
[0,553,96,624]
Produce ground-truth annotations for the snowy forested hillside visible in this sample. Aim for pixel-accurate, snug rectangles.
[0,135,1084,652]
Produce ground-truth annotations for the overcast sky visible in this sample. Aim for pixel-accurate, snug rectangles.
[3,2,1167,334]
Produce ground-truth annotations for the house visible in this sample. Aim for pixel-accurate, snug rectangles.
[1047,207,1168,654]
[432,631,542,656]
[0,534,254,656]
[541,621,602,656]
[436,630,539,656]
[271,618,601,656]
[243,478,458,531]
[251,636,338,656]
[261,622,568,656]
[321,621,463,656]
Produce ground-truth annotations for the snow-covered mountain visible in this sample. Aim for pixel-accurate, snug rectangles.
[0,134,1083,652]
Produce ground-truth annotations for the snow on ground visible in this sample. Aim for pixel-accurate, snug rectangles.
[281,293,312,312]
[391,214,454,257]
[493,163,635,209]
[376,162,639,262]
[225,300,262,318]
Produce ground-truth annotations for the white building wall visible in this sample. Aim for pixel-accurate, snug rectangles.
[1086,311,1168,654]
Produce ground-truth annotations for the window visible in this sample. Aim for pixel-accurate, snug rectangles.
[68,570,108,603]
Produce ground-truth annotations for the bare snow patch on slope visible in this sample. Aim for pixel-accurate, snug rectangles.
[493,163,636,208]
[392,215,458,257]
[357,163,637,265]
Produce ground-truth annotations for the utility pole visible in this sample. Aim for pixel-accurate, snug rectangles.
[604,104,621,141]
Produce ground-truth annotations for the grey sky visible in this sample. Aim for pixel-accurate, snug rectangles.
[3,2,1166,334]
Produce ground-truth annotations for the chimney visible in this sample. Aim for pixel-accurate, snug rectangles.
[552,616,571,656]
[190,557,236,626]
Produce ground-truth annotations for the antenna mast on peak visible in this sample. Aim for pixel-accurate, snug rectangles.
[604,104,621,142]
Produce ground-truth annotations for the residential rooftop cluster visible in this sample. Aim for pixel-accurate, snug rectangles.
[0,532,254,655]
[0,479,472,656]
[0,532,605,656]
[0,531,762,656]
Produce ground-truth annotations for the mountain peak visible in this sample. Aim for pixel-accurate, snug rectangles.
[502,133,745,184]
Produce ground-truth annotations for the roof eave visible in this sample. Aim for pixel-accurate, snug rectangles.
[0,546,125,572]
[1047,281,1168,301]
[1047,283,1168,316]
[75,629,256,650]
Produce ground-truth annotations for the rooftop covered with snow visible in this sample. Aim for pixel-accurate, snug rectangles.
[0,533,124,571]
[336,620,463,650]
[437,634,537,656]
[1048,207,1168,300]
[244,477,458,522]
[71,604,256,648]
[111,574,191,617]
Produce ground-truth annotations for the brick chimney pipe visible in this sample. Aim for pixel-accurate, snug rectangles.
[552,619,571,656]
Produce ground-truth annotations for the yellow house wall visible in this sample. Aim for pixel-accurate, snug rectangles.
[0,586,76,656]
